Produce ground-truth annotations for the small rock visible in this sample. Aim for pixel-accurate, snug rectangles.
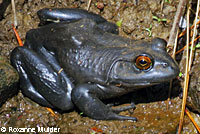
[96,2,104,10]
[163,5,176,16]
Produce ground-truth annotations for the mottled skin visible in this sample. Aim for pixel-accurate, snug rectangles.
[11,8,179,120]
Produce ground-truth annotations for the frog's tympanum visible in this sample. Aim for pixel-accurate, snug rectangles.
[11,8,179,120]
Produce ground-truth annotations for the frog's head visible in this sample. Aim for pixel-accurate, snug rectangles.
[109,38,180,87]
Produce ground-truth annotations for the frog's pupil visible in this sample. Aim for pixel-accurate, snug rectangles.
[135,55,152,70]
[139,60,147,65]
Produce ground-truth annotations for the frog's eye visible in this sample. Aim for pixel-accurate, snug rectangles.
[135,55,152,70]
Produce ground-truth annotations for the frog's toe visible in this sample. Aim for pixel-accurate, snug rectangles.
[37,8,106,25]
[111,102,136,114]
[37,8,119,34]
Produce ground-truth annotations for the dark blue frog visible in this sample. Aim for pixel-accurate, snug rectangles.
[11,8,179,120]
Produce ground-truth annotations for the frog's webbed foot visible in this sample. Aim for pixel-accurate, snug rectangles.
[72,84,137,121]
[37,8,118,34]
[10,47,74,111]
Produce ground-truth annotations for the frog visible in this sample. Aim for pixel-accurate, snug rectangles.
[10,8,179,121]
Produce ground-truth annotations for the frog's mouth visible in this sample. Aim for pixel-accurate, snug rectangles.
[129,82,158,86]
[126,82,160,88]
[112,81,160,88]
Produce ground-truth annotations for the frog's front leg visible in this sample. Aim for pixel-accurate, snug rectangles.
[37,8,119,34]
[11,47,74,111]
[72,84,137,120]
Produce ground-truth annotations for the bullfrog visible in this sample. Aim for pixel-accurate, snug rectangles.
[10,8,179,120]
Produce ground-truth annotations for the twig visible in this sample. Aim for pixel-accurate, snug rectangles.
[178,20,200,38]
[87,0,92,11]
[167,0,186,52]
[177,5,190,134]
[175,35,200,55]
[185,109,200,133]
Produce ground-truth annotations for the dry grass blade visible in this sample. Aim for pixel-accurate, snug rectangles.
[167,31,178,109]
[178,0,200,132]
[161,0,165,11]
[87,0,92,11]
[11,0,17,27]
[188,0,200,71]
[172,31,179,59]
[12,24,23,46]
[177,5,190,134]
[46,108,59,119]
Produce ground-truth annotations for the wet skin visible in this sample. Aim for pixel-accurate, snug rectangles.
[11,8,180,120]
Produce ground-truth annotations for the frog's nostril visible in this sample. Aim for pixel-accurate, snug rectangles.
[162,63,168,68]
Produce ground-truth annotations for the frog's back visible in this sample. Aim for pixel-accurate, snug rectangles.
[24,19,135,84]
[25,19,133,50]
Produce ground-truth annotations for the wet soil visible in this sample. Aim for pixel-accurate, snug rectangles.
[0,0,199,133]
[0,56,18,106]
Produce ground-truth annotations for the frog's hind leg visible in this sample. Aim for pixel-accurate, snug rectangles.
[10,47,74,111]
[37,8,119,34]
[72,84,137,120]
[17,68,54,108]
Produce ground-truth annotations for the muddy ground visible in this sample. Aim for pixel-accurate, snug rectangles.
[0,0,199,133]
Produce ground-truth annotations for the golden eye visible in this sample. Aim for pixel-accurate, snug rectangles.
[135,55,152,70]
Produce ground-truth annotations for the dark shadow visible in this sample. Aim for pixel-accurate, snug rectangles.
[0,0,11,21]
[103,79,181,106]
